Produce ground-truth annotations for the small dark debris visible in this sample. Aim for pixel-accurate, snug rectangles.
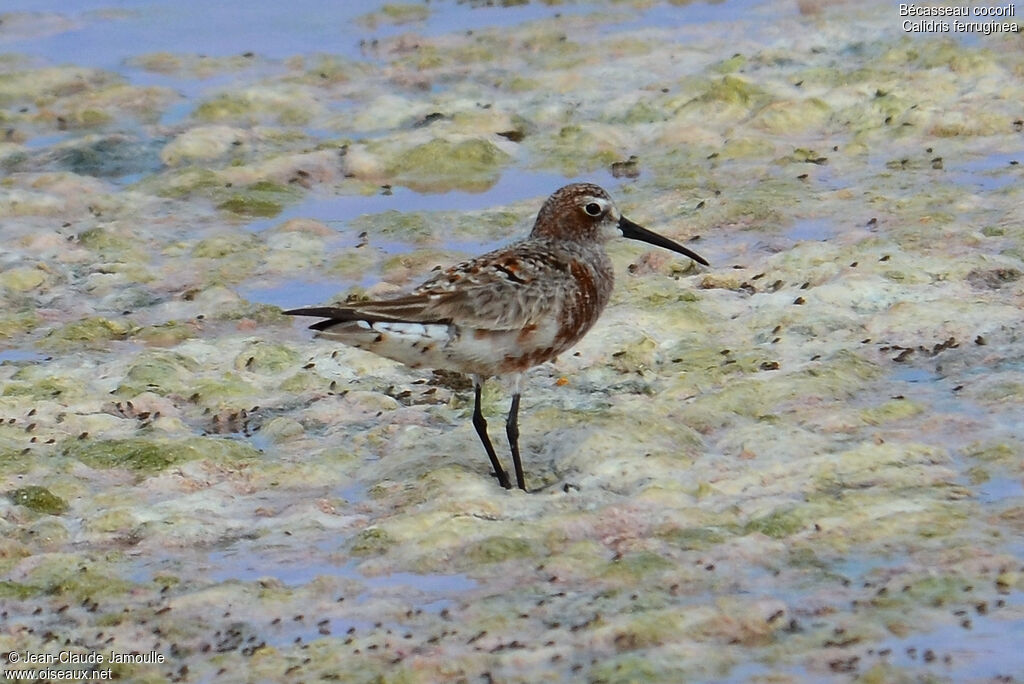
[893,349,914,363]
[610,155,640,179]
[412,112,447,128]
[967,267,1021,290]
[496,129,525,142]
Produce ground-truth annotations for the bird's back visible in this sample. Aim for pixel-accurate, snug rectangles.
[300,236,614,376]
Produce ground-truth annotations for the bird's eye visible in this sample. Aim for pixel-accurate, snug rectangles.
[583,202,602,217]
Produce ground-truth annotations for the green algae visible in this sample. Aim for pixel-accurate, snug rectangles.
[6,485,69,515]
[160,124,248,166]
[129,51,263,78]
[0,311,38,339]
[858,398,925,426]
[463,535,535,564]
[349,209,435,243]
[62,436,259,473]
[209,300,290,325]
[677,349,883,432]
[0,265,47,292]
[527,124,622,176]
[358,3,430,28]
[3,365,86,400]
[41,316,132,351]
[54,84,176,127]
[186,373,261,408]
[76,225,143,257]
[258,416,304,443]
[677,75,771,116]
[18,554,132,599]
[658,526,728,551]
[711,53,748,74]
[327,247,384,279]
[872,573,974,610]
[193,89,320,126]
[84,508,138,535]
[287,54,367,86]
[601,551,675,582]
[0,576,40,599]
[0,446,34,477]
[192,234,261,259]
[744,506,818,539]
[134,166,222,200]
[0,66,119,105]
[278,371,326,393]
[715,136,776,161]
[133,320,197,347]
[348,527,395,557]
[962,441,1022,469]
[216,181,303,218]
[233,341,299,374]
[118,350,200,396]
[753,98,831,134]
[386,138,511,193]
[589,655,679,684]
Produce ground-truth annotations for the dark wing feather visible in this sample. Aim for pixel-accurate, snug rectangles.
[284,295,456,329]
[286,239,576,331]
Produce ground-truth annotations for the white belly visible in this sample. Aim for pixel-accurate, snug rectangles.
[317,318,563,376]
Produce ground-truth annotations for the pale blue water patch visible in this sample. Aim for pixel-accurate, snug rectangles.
[337,482,368,505]
[186,540,477,593]
[872,590,1024,681]
[361,570,475,594]
[890,366,940,384]
[889,365,981,411]
[785,218,836,242]
[239,277,354,310]
[1,0,773,77]
[0,349,48,363]
[243,167,625,234]
[368,0,598,44]
[614,0,779,33]
[828,554,909,584]
[975,476,1024,504]
[23,132,72,150]
[0,348,46,362]
[205,549,350,586]
[0,0,622,71]
[953,152,1023,191]
[133,538,473,592]
[118,60,287,99]
[157,100,195,127]
[0,1,376,67]
[239,429,275,454]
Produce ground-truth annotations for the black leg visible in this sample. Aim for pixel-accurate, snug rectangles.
[471,379,511,489]
[506,393,525,491]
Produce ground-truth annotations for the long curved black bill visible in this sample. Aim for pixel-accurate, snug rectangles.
[619,216,709,266]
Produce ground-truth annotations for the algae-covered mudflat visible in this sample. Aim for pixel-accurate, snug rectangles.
[1,0,1023,681]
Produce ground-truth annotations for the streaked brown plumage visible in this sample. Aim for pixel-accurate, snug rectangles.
[286,183,708,491]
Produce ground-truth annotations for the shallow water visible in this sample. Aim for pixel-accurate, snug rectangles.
[3,0,772,67]
[2,0,1023,682]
